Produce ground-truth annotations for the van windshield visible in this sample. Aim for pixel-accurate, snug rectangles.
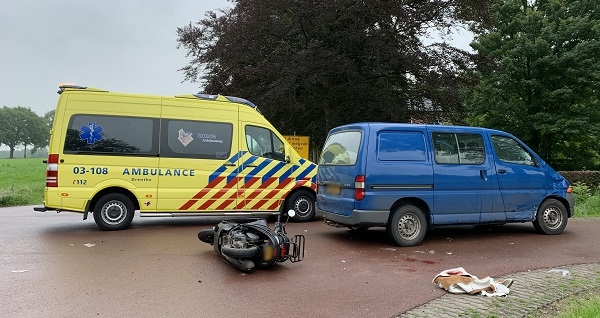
[319,131,361,165]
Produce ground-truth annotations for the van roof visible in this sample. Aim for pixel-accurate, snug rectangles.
[56,84,261,113]
[330,122,507,135]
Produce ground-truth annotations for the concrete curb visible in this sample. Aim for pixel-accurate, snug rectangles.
[395,263,600,318]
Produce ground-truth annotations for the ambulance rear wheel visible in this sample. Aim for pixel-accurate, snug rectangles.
[287,190,316,222]
[93,193,135,231]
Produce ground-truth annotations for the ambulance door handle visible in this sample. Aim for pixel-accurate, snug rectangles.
[224,163,236,167]
[244,164,257,168]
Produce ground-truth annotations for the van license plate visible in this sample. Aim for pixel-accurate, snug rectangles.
[326,184,341,195]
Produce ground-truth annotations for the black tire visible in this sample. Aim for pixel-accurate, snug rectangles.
[533,199,568,235]
[198,229,215,244]
[387,205,427,247]
[221,245,260,258]
[287,190,316,222]
[93,193,135,231]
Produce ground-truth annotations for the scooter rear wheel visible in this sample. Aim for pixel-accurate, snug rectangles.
[198,229,215,244]
[221,245,260,258]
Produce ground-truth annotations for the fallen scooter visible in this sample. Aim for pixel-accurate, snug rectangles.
[198,209,305,272]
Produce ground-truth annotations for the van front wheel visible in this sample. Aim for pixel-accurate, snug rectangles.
[93,193,135,231]
[533,199,568,235]
[387,205,427,247]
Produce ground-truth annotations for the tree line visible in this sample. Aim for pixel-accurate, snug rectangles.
[0,107,54,159]
[177,0,600,170]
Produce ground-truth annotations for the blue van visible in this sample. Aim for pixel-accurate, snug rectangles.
[316,123,575,246]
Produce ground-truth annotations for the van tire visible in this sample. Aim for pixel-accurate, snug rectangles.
[387,205,427,247]
[533,199,568,235]
[287,190,316,222]
[93,193,135,231]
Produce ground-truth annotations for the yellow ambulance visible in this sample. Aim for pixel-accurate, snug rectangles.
[34,85,317,230]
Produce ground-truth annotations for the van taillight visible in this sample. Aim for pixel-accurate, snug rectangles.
[354,175,365,201]
[46,154,59,187]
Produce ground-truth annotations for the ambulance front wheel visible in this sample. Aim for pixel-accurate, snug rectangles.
[93,193,135,231]
[287,190,316,222]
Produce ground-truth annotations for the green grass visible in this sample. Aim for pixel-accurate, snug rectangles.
[529,292,600,318]
[0,158,46,207]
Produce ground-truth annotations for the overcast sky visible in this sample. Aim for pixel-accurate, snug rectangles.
[0,0,472,118]
[0,0,232,116]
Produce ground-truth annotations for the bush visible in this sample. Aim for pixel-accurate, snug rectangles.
[560,171,600,188]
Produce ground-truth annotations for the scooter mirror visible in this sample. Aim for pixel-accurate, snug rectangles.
[287,209,296,218]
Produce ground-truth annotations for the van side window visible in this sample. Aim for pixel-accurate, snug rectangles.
[163,119,233,159]
[64,114,158,155]
[377,131,426,161]
[433,133,485,164]
[245,125,285,161]
[490,135,535,166]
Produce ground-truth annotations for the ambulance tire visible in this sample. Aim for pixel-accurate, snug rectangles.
[287,190,316,222]
[387,205,427,247]
[93,193,135,231]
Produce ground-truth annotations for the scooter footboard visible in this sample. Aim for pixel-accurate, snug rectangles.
[289,235,305,263]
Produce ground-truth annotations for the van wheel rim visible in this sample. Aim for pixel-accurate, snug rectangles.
[102,201,127,225]
[398,213,420,240]
[294,197,312,217]
[543,206,562,229]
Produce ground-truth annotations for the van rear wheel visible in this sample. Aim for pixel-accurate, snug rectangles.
[93,193,135,231]
[387,205,427,247]
[533,199,568,235]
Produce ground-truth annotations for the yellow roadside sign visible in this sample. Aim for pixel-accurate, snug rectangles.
[283,135,310,159]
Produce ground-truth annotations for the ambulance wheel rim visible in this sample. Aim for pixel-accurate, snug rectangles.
[101,200,127,225]
[293,196,312,217]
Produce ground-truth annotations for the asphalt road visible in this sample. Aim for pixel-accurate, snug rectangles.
[1,206,599,318]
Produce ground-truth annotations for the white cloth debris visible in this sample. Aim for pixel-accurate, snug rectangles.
[432,267,513,297]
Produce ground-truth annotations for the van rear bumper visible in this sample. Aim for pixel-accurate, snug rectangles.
[317,208,390,227]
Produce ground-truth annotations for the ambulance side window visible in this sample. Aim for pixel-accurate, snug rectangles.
[63,114,158,155]
[161,119,233,159]
[245,125,285,161]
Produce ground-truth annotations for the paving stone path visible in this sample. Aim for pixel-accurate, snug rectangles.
[396,263,600,318]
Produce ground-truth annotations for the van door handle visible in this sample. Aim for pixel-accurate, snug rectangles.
[480,170,487,181]
[224,163,236,167]
[244,164,258,168]
[498,169,507,174]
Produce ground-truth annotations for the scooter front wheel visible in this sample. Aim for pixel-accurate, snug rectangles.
[198,229,215,244]
[221,245,260,258]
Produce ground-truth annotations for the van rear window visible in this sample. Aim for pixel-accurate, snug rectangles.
[319,131,361,165]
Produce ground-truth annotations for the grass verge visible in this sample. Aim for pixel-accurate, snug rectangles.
[0,158,46,207]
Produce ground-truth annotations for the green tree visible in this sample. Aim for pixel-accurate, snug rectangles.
[0,106,47,159]
[467,0,600,170]
[177,0,488,149]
